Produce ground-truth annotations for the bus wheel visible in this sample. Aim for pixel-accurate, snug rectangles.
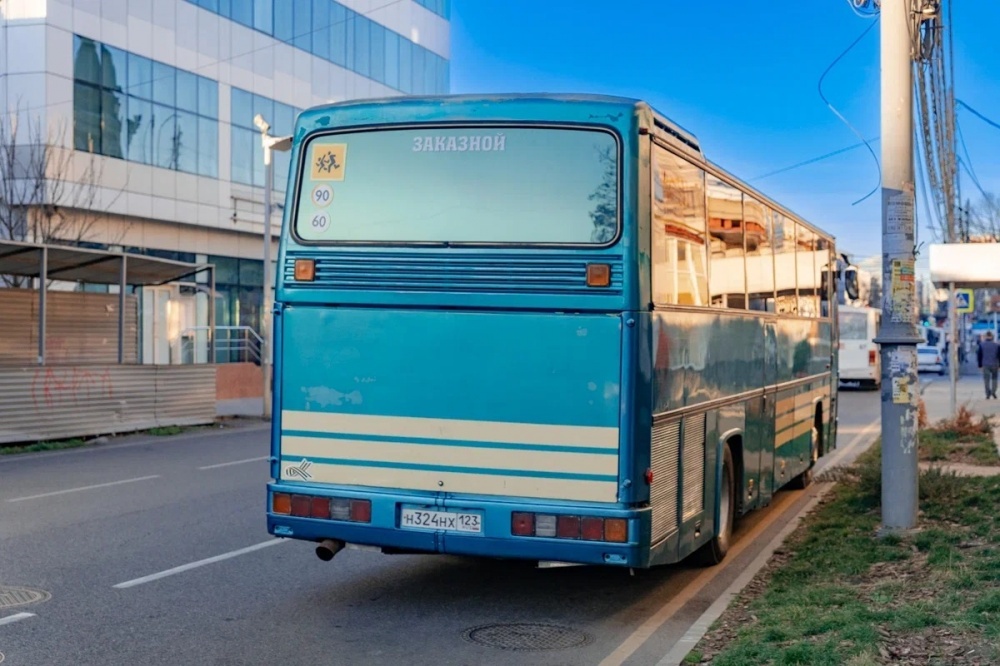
[789,425,819,490]
[692,445,735,567]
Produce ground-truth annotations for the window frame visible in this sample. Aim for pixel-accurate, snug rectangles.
[288,121,624,249]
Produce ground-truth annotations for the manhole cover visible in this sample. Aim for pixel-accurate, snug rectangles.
[463,623,593,651]
[0,586,50,609]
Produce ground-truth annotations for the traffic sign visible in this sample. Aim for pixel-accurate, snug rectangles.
[955,288,974,314]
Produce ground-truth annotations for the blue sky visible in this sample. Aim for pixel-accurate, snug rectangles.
[448,1,1000,273]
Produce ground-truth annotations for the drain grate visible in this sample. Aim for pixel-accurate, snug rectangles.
[463,623,593,651]
[0,586,50,610]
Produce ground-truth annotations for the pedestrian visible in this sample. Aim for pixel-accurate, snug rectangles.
[976,331,1000,399]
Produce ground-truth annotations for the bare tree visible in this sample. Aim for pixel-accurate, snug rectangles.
[0,103,129,286]
[967,193,1000,242]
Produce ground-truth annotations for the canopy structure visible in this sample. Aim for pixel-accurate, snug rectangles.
[0,239,216,365]
[928,243,1000,289]
[927,242,1000,416]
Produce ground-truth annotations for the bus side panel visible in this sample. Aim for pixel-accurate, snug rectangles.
[648,310,761,566]
[773,318,833,486]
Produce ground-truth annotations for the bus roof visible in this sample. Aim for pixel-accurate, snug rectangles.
[294,93,835,244]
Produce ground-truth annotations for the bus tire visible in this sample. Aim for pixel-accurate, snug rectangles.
[788,424,819,490]
[692,444,735,567]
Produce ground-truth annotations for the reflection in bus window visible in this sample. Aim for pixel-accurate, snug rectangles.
[651,146,708,306]
[773,210,797,314]
[745,198,775,312]
[796,224,819,318]
[707,176,746,309]
[818,236,833,317]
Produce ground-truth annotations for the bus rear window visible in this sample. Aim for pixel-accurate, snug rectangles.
[839,311,869,339]
[293,126,619,245]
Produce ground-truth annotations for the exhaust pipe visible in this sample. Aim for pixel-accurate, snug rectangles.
[315,538,346,562]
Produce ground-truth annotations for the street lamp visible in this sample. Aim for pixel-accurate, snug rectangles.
[254,113,292,421]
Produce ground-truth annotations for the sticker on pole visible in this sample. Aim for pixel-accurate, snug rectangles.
[889,259,916,323]
[892,376,911,405]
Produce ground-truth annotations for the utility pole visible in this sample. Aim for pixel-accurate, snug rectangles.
[875,0,921,532]
[254,114,292,421]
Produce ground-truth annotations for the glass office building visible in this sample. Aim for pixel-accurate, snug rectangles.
[1,0,450,362]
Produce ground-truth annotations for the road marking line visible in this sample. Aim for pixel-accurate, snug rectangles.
[820,417,881,472]
[0,612,35,627]
[598,490,800,666]
[6,475,160,503]
[656,417,881,666]
[113,540,286,589]
[600,416,882,666]
[198,456,268,470]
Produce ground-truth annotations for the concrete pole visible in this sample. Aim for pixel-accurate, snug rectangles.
[875,0,920,532]
[950,281,958,415]
[262,139,274,421]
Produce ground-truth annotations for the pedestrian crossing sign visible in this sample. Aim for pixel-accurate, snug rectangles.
[956,289,973,314]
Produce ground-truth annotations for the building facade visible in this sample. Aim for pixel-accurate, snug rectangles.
[0,0,450,363]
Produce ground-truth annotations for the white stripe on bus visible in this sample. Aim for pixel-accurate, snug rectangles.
[282,410,619,448]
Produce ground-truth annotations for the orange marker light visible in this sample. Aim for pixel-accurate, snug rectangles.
[604,518,628,543]
[586,263,611,288]
[294,258,316,281]
[272,493,291,515]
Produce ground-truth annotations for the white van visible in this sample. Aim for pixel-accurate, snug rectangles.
[838,305,881,389]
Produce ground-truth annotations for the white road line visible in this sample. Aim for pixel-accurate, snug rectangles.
[6,475,160,503]
[0,612,36,627]
[820,417,881,472]
[113,540,286,589]
[198,456,268,470]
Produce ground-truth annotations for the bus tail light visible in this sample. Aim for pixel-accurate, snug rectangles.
[556,516,581,539]
[272,493,292,515]
[535,514,557,537]
[294,258,316,281]
[272,493,372,524]
[604,519,628,543]
[510,512,627,543]
[511,512,534,536]
[869,350,877,365]
[349,499,372,523]
[581,517,604,541]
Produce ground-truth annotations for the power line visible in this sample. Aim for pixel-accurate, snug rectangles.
[817,16,881,205]
[955,118,986,196]
[957,99,1000,132]
[750,137,880,180]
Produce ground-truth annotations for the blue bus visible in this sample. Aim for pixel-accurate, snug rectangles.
[267,94,853,568]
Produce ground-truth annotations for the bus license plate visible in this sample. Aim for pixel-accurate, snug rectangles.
[400,508,482,533]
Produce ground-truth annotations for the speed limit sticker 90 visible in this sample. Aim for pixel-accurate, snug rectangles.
[311,184,333,207]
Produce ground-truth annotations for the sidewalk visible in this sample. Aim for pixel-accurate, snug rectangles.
[918,369,1000,477]
[920,370,1000,423]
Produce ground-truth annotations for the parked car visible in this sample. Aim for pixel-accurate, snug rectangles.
[917,344,946,375]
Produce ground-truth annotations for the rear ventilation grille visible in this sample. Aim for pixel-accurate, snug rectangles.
[284,251,623,295]
[682,413,707,521]
[650,420,681,543]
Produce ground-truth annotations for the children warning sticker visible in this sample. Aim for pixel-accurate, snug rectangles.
[310,143,347,181]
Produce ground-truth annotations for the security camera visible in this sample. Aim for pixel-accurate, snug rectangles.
[253,114,269,134]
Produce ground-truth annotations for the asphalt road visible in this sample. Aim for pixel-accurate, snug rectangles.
[0,390,880,666]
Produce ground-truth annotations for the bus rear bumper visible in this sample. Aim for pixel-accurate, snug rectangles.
[266,483,647,568]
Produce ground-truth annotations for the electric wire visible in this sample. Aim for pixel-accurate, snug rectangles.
[817,17,881,205]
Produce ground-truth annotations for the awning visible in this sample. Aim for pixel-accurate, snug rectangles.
[0,240,211,286]
[929,243,1000,289]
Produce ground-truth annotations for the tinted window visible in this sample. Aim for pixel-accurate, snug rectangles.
[773,211,797,314]
[651,145,708,306]
[295,127,619,244]
[707,176,746,309]
[746,200,775,312]
[796,224,819,317]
